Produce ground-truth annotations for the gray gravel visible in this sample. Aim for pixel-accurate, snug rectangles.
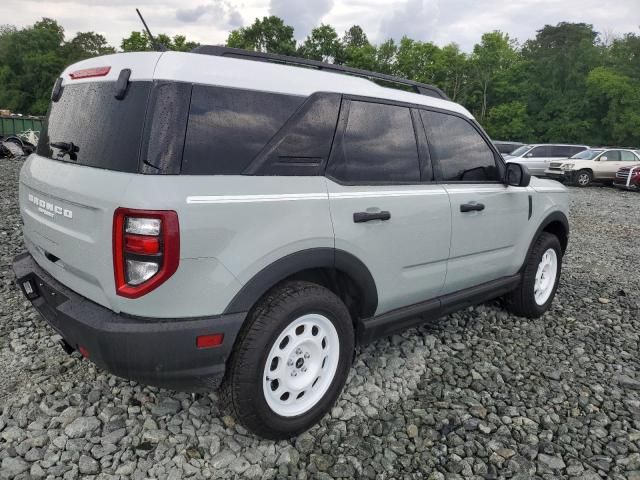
[1,157,639,479]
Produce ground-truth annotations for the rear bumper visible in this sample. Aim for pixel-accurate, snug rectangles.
[12,252,246,391]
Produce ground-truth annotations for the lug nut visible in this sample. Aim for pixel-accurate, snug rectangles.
[287,359,293,366]
[304,352,310,359]
[295,348,302,355]
[301,367,307,372]
[291,371,298,377]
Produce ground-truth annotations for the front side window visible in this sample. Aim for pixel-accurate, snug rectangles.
[571,149,602,160]
[420,110,498,182]
[328,100,420,183]
[510,145,533,157]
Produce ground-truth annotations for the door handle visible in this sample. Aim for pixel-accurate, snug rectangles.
[460,202,485,213]
[353,211,391,223]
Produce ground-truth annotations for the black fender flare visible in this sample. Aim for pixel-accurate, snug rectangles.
[223,248,378,317]
[521,210,569,271]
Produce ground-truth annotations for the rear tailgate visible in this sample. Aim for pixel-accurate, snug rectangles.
[20,156,134,310]
[20,53,162,310]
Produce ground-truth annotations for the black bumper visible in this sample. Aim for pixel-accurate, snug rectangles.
[12,252,246,392]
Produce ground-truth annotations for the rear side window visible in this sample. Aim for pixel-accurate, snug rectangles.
[529,146,551,157]
[328,100,420,183]
[181,86,304,175]
[420,110,498,182]
[621,151,637,161]
[249,93,341,176]
[549,146,572,157]
[37,82,151,172]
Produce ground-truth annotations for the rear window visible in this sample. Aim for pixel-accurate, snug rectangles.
[37,82,151,173]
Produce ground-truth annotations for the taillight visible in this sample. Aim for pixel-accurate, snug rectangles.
[69,66,111,79]
[113,208,179,298]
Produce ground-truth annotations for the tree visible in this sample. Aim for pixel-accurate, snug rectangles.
[120,31,198,52]
[484,101,530,141]
[342,25,369,49]
[64,32,115,61]
[469,31,519,120]
[587,67,640,146]
[394,36,440,84]
[298,24,342,63]
[227,16,296,55]
[0,18,67,114]
[433,43,468,102]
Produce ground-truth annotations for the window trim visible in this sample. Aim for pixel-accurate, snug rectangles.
[325,96,425,186]
[418,107,505,185]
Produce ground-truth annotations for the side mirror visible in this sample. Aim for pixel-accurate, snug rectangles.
[599,156,607,161]
[525,153,533,158]
[505,162,531,187]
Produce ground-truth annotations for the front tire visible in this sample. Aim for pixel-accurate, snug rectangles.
[574,169,592,187]
[505,232,562,318]
[221,281,354,439]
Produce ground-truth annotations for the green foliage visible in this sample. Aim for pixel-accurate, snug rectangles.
[484,101,530,141]
[2,15,639,147]
[299,24,342,63]
[226,16,296,55]
[120,31,199,52]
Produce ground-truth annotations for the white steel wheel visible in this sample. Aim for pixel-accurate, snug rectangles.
[262,313,340,417]
[534,248,558,305]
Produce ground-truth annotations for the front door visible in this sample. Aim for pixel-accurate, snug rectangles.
[326,99,451,315]
[419,109,530,294]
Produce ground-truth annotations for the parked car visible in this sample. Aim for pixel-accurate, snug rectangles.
[545,147,640,187]
[493,140,524,155]
[505,144,589,176]
[12,46,570,439]
[613,164,640,191]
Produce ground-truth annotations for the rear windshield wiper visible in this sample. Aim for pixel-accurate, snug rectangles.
[51,141,79,161]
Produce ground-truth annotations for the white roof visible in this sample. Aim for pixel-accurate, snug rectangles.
[60,51,473,119]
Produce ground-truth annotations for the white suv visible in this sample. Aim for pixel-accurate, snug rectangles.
[545,147,640,186]
[13,47,570,439]
[505,144,589,176]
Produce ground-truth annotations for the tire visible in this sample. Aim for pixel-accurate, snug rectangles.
[221,281,354,439]
[574,169,592,187]
[504,232,562,318]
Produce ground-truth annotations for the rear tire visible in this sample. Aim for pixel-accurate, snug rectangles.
[574,169,592,187]
[221,281,354,439]
[504,232,562,318]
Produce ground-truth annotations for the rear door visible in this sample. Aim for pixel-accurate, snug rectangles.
[326,98,451,315]
[419,109,530,294]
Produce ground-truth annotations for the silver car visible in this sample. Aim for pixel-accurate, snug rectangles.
[12,47,570,439]
[505,144,589,176]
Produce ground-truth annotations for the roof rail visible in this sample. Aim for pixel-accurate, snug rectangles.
[191,45,449,101]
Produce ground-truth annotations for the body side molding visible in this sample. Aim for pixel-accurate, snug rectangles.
[357,274,521,343]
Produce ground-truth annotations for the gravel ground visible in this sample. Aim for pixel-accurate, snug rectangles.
[1,156,639,480]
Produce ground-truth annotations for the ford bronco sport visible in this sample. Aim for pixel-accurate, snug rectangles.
[13,47,569,439]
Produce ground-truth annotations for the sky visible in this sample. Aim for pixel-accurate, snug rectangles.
[1,0,638,51]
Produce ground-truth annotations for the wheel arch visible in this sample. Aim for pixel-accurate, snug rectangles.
[223,248,378,320]
[522,211,569,272]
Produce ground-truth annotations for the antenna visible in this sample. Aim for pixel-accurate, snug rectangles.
[136,8,166,52]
